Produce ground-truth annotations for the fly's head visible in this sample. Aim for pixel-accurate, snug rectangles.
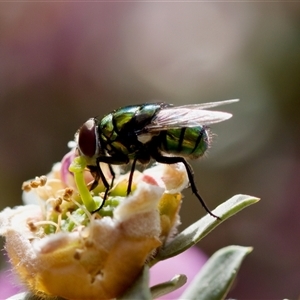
[76,118,102,164]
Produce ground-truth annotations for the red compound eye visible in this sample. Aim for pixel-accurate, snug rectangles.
[78,119,97,158]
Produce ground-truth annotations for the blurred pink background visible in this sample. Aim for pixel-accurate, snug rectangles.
[0,3,299,299]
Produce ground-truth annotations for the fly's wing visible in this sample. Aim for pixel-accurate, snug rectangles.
[144,99,239,131]
[173,99,239,110]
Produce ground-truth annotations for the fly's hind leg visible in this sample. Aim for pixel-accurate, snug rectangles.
[127,157,138,196]
[151,151,220,220]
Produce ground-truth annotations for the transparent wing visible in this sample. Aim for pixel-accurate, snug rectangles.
[171,99,240,109]
[172,99,239,110]
[144,99,239,131]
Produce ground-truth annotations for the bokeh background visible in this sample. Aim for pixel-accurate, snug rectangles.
[0,2,299,299]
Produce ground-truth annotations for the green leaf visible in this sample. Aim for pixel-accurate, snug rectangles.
[180,245,252,300]
[150,274,187,299]
[156,194,259,261]
[118,265,152,300]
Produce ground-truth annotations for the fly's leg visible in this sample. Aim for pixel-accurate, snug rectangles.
[151,151,221,220]
[91,164,116,191]
[108,164,116,188]
[127,157,138,196]
[90,155,129,213]
[88,164,111,212]
[86,165,105,192]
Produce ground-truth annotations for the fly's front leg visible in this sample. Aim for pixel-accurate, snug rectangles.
[151,151,220,220]
[92,155,129,213]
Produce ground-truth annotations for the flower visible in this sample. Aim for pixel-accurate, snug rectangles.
[0,151,189,299]
[0,246,207,300]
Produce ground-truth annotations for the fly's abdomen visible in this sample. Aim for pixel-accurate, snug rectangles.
[160,126,209,158]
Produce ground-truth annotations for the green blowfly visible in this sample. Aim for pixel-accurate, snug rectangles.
[75,99,238,219]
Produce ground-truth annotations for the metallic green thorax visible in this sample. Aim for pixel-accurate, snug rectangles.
[98,103,163,159]
[97,103,209,161]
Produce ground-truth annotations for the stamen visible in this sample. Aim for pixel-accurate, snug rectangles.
[69,198,92,220]
[30,220,60,231]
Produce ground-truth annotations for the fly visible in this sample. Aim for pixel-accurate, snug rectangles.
[75,99,239,219]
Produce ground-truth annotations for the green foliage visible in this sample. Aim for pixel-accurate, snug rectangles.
[154,194,258,262]
[180,245,252,300]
